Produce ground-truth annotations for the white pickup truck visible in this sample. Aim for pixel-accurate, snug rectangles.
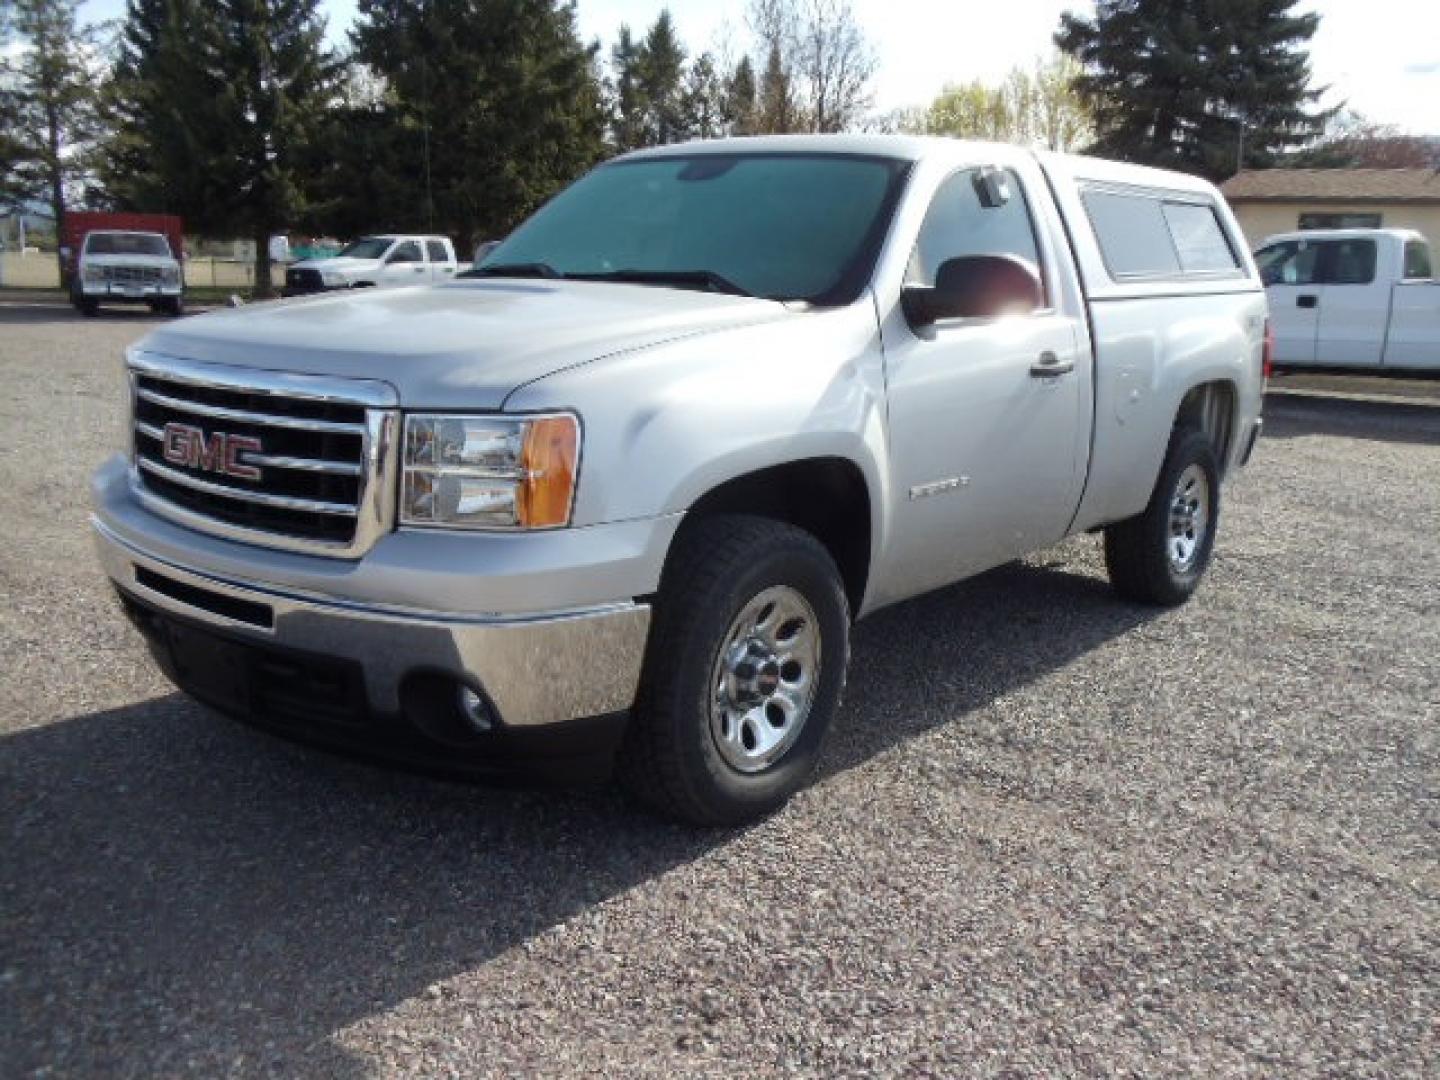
[282,234,459,296]
[1255,227,1439,371]
[93,136,1266,825]
[71,230,184,317]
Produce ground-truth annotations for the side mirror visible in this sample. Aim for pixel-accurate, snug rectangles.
[901,254,1043,326]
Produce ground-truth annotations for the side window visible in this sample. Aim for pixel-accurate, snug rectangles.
[1323,239,1376,285]
[908,168,1044,296]
[1083,190,1180,277]
[1299,212,1382,230]
[425,239,449,263]
[1161,201,1239,273]
[389,240,422,264]
[1403,240,1433,281]
[1255,241,1321,286]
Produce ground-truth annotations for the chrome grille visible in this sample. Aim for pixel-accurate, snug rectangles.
[107,265,166,284]
[127,353,398,557]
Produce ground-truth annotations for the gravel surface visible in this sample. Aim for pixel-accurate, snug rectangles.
[2,304,1437,1077]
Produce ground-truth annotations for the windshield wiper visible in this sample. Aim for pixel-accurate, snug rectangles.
[570,269,752,297]
[467,261,564,280]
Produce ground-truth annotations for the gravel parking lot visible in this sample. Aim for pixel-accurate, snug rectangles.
[2,303,1436,1077]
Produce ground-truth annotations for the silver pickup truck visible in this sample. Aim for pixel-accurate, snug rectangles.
[92,135,1266,825]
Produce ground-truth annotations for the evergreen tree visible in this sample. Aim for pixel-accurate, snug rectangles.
[680,52,725,140]
[638,10,686,145]
[756,41,799,133]
[609,25,648,151]
[352,0,606,247]
[7,0,107,281]
[1057,0,1330,179]
[723,56,758,136]
[103,0,338,296]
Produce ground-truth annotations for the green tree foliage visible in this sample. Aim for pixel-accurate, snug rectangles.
[352,0,606,248]
[1057,0,1330,179]
[608,10,689,150]
[5,0,107,277]
[104,0,339,296]
[908,55,1092,152]
[723,55,758,136]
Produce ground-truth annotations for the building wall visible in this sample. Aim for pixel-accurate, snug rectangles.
[1229,202,1440,252]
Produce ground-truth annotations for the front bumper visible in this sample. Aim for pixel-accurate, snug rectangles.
[95,516,651,731]
[80,282,182,300]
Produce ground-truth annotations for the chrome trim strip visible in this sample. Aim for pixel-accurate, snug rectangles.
[137,457,360,516]
[128,349,399,408]
[134,421,362,477]
[135,387,369,434]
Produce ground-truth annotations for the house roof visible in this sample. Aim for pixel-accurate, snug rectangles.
[1222,168,1440,203]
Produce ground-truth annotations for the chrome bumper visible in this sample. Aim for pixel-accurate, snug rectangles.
[93,518,651,727]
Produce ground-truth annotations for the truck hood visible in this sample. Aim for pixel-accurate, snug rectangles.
[135,279,791,407]
[291,255,382,274]
[84,253,180,270]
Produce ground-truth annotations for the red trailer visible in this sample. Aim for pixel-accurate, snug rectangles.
[61,211,184,282]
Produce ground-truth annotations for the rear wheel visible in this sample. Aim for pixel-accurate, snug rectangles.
[621,515,850,826]
[1104,427,1220,606]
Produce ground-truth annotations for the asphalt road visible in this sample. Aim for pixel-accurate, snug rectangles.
[2,304,1436,1077]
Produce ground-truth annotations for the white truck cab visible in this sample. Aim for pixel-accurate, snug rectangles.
[1255,227,1439,371]
[72,230,184,317]
[283,234,459,296]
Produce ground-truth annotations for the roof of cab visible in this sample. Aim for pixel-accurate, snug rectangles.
[1258,226,1427,246]
[614,133,1225,197]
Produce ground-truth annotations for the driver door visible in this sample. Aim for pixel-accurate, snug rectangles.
[379,240,427,287]
[878,165,1087,602]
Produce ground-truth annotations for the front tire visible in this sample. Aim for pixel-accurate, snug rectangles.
[621,515,850,826]
[1104,426,1220,606]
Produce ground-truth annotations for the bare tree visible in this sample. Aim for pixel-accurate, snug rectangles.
[793,0,875,133]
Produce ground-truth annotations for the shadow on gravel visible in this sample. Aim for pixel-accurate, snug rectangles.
[1,559,1153,1076]
[1263,391,1440,447]
[0,302,175,324]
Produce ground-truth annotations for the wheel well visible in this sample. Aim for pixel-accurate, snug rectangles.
[682,458,872,615]
[1175,381,1237,475]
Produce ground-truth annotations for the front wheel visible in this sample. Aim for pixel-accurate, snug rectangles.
[1104,427,1220,606]
[621,515,850,826]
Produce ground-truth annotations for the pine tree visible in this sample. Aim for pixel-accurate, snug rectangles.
[723,56,758,136]
[609,25,648,151]
[1057,0,1330,179]
[353,0,606,247]
[638,11,686,145]
[103,0,338,297]
[7,0,107,281]
[680,53,725,140]
[756,41,799,134]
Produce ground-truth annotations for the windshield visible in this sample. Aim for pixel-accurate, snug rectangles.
[338,237,395,259]
[472,153,911,304]
[85,232,171,257]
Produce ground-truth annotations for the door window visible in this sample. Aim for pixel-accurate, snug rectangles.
[907,167,1044,299]
[425,240,449,263]
[1323,239,1376,285]
[1403,240,1433,281]
[1255,241,1322,286]
[388,241,422,264]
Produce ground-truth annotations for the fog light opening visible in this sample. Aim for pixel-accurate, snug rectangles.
[458,686,496,734]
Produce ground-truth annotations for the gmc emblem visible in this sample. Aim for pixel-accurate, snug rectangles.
[161,422,263,481]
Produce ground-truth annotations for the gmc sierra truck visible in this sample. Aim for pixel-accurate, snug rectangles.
[92,136,1266,825]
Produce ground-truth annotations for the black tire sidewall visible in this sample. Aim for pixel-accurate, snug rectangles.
[1147,429,1221,600]
[644,523,849,822]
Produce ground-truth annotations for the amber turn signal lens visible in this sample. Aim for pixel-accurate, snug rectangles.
[518,415,579,528]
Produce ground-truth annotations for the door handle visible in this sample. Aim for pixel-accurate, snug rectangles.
[1297,294,1318,309]
[1030,351,1074,378]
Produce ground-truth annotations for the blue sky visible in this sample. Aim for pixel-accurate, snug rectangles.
[79,1,1440,134]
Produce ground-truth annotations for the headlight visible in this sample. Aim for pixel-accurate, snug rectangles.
[400,413,580,530]
[161,266,180,285]
[321,270,350,287]
[83,264,107,283]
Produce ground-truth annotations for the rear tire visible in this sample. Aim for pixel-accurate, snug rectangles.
[1104,427,1220,606]
[621,515,850,826]
[78,298,99,317]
